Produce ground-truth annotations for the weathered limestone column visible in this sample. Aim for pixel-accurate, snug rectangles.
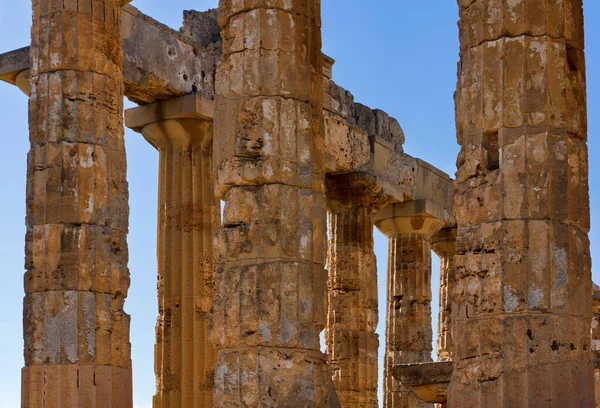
[325,173,388,408]
[22,0,132,406]
[212,1,339,406]
[376,201,445,408]
[592,288,600,407]
[451,1,593,406]
[125,94,218,408]
[432,228,456,363]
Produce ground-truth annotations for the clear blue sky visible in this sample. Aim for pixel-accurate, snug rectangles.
[0,2,598,407]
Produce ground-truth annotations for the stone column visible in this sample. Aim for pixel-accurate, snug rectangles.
[451,1,593,406]
[212,1,339,406]
[125,94,217,408]
[325,173,388,408]
[432,228,456,363]
[376,201,445,408]
[592,288,600,407]
[22,0,132,406]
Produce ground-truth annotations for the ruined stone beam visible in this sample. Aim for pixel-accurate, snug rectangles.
[0,5,216,104]
[393,361,453,405]
[0,4,455,211]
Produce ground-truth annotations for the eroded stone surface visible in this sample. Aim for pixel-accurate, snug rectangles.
[450,1,593,406]
[393,361,453,404]
[23,0,132,405]
[326,173,391,407]
[212,0,340,406]
[122,5,216,104]
[8,1,593,407]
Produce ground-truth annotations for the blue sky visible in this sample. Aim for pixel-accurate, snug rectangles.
[0,1,598,407]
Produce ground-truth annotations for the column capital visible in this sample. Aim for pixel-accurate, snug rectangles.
[326,172,391,212]
[15,69,29,95]
[375,200,446,238]
[125,93,214,131]
[432,227,457,258]
[141,118,213,149]
[125,93,215,148]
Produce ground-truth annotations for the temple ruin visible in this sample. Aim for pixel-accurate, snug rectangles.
[0,0,596,407]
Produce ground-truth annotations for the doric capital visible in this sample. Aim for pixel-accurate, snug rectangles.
[141,119,213,149]
[125,93,213,131]
[432,227,457,258]
[125,93,214,148]
[325,172,392,212]
[374,200,446,238]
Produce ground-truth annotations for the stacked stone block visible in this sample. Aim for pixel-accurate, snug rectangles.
[22,0,132,406]
[450,0,593,406]
[212,0,339,406]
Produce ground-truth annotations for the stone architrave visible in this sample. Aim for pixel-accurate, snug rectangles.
[211,0,340,406]
[22,0,133,406]
[376,201,445,408]
[432,228,457,363]
[326,173,390,407]
[450,1,593,406]
[125,94,218,408]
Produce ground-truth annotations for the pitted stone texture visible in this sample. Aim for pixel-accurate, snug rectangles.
[455,37,587,147]
[213,0,337,405]
[457,0,585,53]
[215,185,327,268]
[24,0,132,405]
[325,173,391,407]
[450,1,593,406]
[139,119,218,408]
[181,9,222,50]
[214,347,340,407]
[122,6,217,104]
[323,81,405,177]
[30,1,123,78]
[214,97,323,197]
[23,291,131,367]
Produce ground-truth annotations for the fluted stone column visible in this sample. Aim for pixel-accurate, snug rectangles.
[432,228,456,363]
[147,120,217,408]
[125,94,217,408]
[451,1,593,406]
[22,0,132,406]
[376,201,445,408]
[325,173,389,407]
[212,0,339,406]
